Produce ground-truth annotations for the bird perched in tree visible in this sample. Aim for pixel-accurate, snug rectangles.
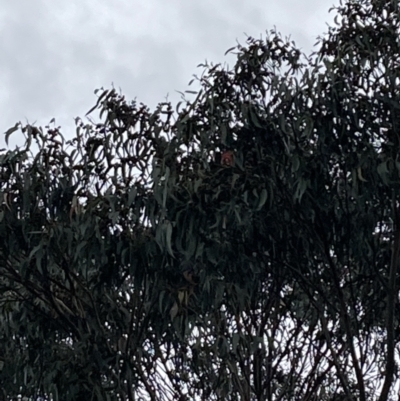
[221,150,234,167]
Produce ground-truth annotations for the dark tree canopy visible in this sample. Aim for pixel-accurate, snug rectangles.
[1,0,400,400]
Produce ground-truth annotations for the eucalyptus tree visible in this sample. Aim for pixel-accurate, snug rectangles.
[1,0,400,400]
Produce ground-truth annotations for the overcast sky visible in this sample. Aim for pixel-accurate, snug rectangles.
[1,0,339,148]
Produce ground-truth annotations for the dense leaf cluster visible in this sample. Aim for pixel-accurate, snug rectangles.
[1,0,400,400]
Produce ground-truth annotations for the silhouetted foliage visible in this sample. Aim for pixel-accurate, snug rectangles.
[1,0,400,400]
